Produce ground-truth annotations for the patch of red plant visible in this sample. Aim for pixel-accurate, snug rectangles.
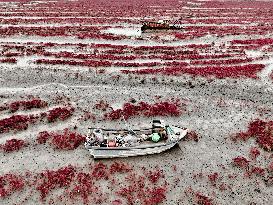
[232,38,273,46]
[0,58,17,64]
[148,169,164,184]
[37,129,85,150]
[110,161,131,174]
[144,187,167,205]
[184,130,200,142]
[117,171,167,205]
[8,99,48,113]
[0,114,38,134]
[92,162,109,180]
[36,165,76,200]
[69,172,98,204]
[117,185,136,204]
[249,147,260,160]
[233,156,249,168]
[94,100,109,111]
[208,172,219,186]
[231,132,251,141]
[37,131,51,144]
[50,129,85,150]
[0,161,169,204]
[121,64,265,79]
[250,166,265,176]
[0,173,24,198]
[256,132,273,151]
[232,119,273,151]
[1,139,25,152]
[195,192,213,205]
[47,107,74,123]
[104,100,183,120]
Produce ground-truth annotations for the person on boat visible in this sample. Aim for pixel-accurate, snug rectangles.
[151,119,167,142]
[107,134,117,147]
[159,127,167,140]
[91,129,107,147]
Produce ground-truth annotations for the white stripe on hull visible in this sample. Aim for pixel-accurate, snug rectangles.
[89,142,176,158]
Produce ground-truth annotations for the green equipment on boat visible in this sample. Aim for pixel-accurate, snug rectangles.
[151,133,160,142]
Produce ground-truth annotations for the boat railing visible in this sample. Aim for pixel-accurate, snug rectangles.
[87,127,153,132]
[87,126,187,133]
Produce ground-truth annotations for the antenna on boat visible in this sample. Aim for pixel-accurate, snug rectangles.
[122,114,136,135]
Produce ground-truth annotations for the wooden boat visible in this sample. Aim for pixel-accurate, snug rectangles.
[85,120,188,158]
[141,20,183,32]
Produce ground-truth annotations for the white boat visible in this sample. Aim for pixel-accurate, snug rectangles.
[85,120,188,159]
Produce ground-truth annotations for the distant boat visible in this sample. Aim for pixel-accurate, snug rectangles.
[141,20,183,32]
[85,120,188,158]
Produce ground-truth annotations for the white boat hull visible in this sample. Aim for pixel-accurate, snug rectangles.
[85,128,187,159]
[88,141,177,159]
